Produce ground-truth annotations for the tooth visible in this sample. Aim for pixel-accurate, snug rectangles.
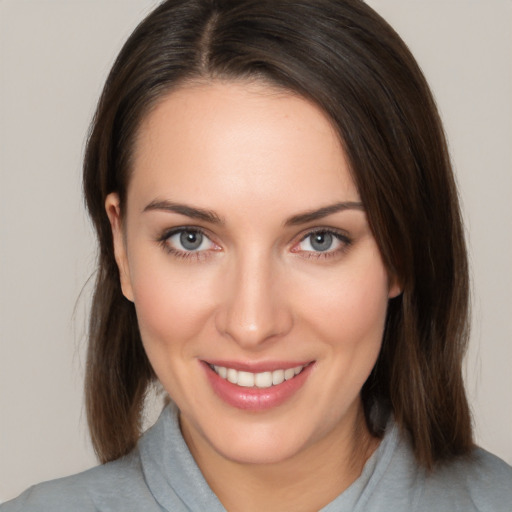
[284,368,295,380]
[237,371,255,387]
[255,371,273,388]
[227,368,238,384]
[213,364,305,387]
[272,369,285,385]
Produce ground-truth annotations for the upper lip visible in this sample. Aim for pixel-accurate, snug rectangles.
[202,359,314,373]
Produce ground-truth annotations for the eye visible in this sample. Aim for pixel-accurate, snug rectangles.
[174,230,208,251]
[301,231,335,252]
[292,229,351,257]
[159,227,219,257]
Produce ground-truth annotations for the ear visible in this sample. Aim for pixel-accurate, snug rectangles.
[105,193,134,302]
[388,273,402,299]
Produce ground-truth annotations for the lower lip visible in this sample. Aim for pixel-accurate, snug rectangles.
[202,362,314,411]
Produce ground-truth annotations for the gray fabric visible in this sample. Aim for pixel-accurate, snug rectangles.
[2,404,511,511]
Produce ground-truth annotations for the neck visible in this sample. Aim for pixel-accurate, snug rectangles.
[181,402,379,512]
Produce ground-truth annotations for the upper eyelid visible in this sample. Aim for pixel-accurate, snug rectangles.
[157,226,218,253]
[158,227,219,260]
[158,225,211,240]
[291,228,351,254]
[297,227,351,242]
[157,225,351,249]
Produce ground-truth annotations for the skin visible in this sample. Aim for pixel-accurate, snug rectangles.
[106,81,400,511]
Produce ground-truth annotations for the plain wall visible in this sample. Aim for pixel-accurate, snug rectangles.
[1,0,511,502]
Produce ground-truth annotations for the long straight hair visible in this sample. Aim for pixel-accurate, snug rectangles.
[83,0,472,469]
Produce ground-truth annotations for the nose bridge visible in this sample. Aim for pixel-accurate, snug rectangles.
[216,245,292,347]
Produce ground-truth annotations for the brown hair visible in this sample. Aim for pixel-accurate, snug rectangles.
[83,0,472,469]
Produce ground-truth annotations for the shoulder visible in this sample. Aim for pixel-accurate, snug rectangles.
[418,447,512,512]
[364,421,512,512]
[0,448,160,512]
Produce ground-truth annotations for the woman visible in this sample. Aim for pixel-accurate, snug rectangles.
[2,0,511,510]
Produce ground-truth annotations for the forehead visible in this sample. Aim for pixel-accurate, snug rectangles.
[129,81,359,211]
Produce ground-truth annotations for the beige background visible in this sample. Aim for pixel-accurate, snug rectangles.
[1,0,511,503]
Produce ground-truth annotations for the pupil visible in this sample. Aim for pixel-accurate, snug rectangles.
[311,232,332,252]
[180,231,203,250]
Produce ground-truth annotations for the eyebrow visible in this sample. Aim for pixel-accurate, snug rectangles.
[143,200,223,224]
[284,201,364,226]
[143,199,364,226]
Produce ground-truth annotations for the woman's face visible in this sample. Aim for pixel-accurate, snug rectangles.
[107,81,400,465]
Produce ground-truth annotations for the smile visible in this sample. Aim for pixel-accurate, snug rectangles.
[210,364,305,388]
[203,360,315,410]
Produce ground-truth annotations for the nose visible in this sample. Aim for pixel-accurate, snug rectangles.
[215,250,293,349]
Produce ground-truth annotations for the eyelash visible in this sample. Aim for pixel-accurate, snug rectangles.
[292,228,352,260]
[157,227,217,261]
[156,227,352,261]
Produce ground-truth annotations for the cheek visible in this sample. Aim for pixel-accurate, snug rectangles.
[129,259,217,356]
[298,251,390,374]
[306,264,389,338]
[299,256,390,416]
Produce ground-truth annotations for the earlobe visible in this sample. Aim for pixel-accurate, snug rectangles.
[105,193,134,302]
[388,275,402,299]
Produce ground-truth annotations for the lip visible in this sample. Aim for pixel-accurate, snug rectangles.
[204,359,312,373]
[201,360,315,411]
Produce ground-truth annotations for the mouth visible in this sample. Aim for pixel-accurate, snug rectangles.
[208,363,307,389]
[201,360,315,410]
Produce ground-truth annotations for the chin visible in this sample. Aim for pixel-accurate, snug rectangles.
[211,429,312,466]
